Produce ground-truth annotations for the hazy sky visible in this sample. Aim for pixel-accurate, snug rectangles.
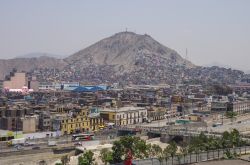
[0,0,250,71]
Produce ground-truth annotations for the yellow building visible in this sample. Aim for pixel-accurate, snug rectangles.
[61,108,104,134]
[187,114,202,122]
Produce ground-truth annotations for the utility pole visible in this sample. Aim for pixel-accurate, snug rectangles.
[221,113,224,125]
[15,118,18,138]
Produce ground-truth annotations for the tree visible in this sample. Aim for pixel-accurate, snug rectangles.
[151,144,163,165]
[180,146,188,164]
[225,111,237,123]
[151,144,162,157]
[111,140,124,163]
[231,128,241,152]
[222,131,232,148]
[61,155,69,165]
[7,131,14,137]
[100,148,113,165]
[133,137,149,159]
[115,136,149,160]
[163,147,170,165]
[166,142,177,165]
[38,160,47,165]
[78,150,95,165]
[146,143,153,158]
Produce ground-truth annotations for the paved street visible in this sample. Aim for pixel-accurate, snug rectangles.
[0,151,66,165]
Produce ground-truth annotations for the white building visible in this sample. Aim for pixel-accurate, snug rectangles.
[100,106,147,126]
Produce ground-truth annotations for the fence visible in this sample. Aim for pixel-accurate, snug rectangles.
[132,146,250,165]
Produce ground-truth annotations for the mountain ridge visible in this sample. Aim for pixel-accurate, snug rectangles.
[0,32,245,84]
[65,32,195,74]
[15,52,64,59]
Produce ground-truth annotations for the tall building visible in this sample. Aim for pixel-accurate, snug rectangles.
[0,80,3,90]
[3,70,39,91]
[3,71,27,89]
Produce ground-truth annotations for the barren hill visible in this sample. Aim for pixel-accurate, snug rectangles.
[65,32,194,74]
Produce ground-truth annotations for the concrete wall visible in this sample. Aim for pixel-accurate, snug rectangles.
[3,72,27,89]
[22,117,36,133]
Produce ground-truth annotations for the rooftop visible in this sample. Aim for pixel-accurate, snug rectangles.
[100,106,146,112]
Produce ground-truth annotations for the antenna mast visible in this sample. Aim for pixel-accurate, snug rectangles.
[185,48,188,61]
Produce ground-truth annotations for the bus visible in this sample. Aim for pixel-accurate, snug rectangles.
[72,133,95,141]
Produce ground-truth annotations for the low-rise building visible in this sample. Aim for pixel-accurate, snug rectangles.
[147,107,166,121]
[227,100,250,114]
[22,116,36,133]
[39,112,51,131]
[100,106,147,126]
[61,108,104,134]
[0,107,33,131]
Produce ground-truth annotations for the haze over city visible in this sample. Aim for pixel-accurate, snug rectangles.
[3,1,250,165]
[0,0,250,71]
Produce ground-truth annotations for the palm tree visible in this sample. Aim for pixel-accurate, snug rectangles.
[166,142,177,165]
[61,155,69,165]
[163,147,170,165]
[187,145,195,163]
[148,144,164,164]
[180,146,188,164]
[156,150,164,165]
[214,138,222,158]
[193,144,200,162]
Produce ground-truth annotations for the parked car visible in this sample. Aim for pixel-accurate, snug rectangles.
[32,146,40,150]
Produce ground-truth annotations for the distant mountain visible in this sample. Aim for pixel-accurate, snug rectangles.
[65,32,195,72]
[15,52,64,59]
[0,56,66,80]
[62,32,195,84]
[0,32,246,85]
[204,62,233,69]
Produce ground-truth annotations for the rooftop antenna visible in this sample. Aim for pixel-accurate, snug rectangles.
[183,48,188,67]
[185,48,188,61]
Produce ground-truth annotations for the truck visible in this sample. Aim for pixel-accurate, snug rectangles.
[8,138,26,146]
[48,141,57,146]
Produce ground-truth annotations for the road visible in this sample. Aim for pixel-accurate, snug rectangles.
[209,113,250,133]
[0,151,66,165]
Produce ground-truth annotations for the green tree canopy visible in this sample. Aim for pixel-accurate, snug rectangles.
[100,148,113,165]
[78,150,95,165]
